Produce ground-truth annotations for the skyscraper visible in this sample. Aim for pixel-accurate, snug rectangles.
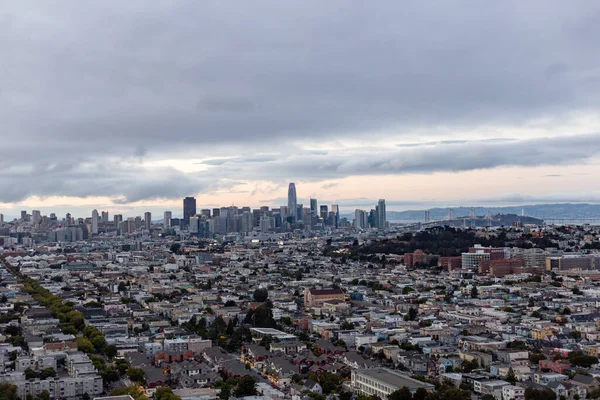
[114,214,123,228]
[331,204,339,228]
[183,197,197,226]
[287,183,297,222]
[320,205,328,220]
[144,212,152,230]
[91,209,99,234]
[376,199,386,229]
[101,211,109,223]
[32,210,41,225]
[164,211,172,228]
[310,198,318,214]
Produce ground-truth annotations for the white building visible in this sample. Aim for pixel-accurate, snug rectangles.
[502,385,525,400]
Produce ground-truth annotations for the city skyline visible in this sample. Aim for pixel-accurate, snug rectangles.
[1,2,600,216]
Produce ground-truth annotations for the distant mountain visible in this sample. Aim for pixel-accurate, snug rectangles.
[382,203,600,222]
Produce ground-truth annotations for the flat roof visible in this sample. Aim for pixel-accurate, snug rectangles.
[356,369,435,390]
[250,327,287,335]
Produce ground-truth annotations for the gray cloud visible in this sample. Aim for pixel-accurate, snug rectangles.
[1,1,600,204]
[234,133,600,180]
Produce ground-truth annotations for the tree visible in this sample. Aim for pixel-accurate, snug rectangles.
[568,351,598,368]
[39,368,56,380]
[253,288,268,302]
[525,388,556,400]
[233,376,257,397]
[0,383,18,400]
[471,286,478,298]
[224,300,236,307]
[76,337,94,354]
[91,335,107,352]
[505,367,517,384]
[388,387,412,400]
[155,387,182,400]
[219,384,231,400]
[170,243,182,254]
[413,388,428,400]
[109,386,149,400]
[126,367,146,384]
[319,372,341,395]
[103,344,117,359]
[404,307,418,321]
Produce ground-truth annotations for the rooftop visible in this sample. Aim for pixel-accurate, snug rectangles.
[355,368,435,390]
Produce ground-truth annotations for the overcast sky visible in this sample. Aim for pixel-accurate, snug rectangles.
[2,1,600,218]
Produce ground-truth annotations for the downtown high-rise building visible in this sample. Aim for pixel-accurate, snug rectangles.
[354,209,368,229]
[310,198,318,214]
[144,212,152,230]
[32,210,41,225]
[376,199,386,229]
[287,183,297,222]
[164,211,172,228]
[91,209,99,234]
[183,197,197,226]
[320,205,328,220]
[101,211,109,223]
[331,204,340,228]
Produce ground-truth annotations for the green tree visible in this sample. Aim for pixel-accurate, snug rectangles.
[155,387,182,400]
[505,367,517,384]
[413,388,428,400]
[39,368,57,380]
[0,383,18,400]
[76,337,94,354]
[126,367,146,384]
[524,388,556,400]
[109,386,149,400]
[103,344,117,359]
[233,376,257,397]
[35,390,50,400]
[471,286,478,298]
[91,335,107,352]
[318,372,341,395]
[404,307,418,321]
[253,288,269,302]
[388,387,412,400]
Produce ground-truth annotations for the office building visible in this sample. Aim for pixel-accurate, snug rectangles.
[183,197,197,227]
[351,369,434,399]
[376,199,386,229]
[20,210,27,221]
[201,209,211,218]
[462,251,490,270]
[287,183,297,222]
[354,209,368,229]
[310,198,318,214]
[101,211,109,223]
[164,211,172,228]
[331,204,340,228]
[31,210,41,225]
[113,214,123,228]
[91,209,99,234]
[0,214,3,224]
[144,212,152,230]
[320,205,328,220]
[189,215,200,233]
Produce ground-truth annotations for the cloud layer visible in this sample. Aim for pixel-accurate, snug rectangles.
[1,1,600,208]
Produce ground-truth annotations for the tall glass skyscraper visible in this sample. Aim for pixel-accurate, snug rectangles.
[287,183,297,222]
[376,199,386,229]
[183,197,197,226]
[310,198,318,214]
